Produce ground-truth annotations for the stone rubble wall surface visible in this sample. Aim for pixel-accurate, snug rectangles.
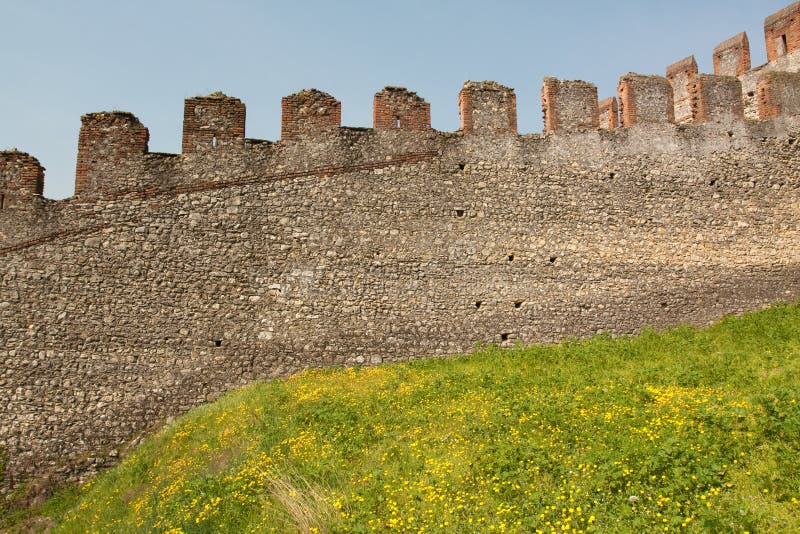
[2,119,800,490]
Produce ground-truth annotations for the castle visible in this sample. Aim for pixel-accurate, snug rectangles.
[3,2,800,495]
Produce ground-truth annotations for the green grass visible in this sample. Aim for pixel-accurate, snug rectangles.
[8,304,800,533]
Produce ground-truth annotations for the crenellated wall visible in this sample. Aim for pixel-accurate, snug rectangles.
[4,1,800,500]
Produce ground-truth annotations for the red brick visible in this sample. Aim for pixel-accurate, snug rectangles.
[76,112,148,196]
[281,90,341,140]
[765,2,800,62]
[373,87,430,131]
[182,92,246,154]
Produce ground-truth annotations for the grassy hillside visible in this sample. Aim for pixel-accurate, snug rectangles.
[9,305,800,533]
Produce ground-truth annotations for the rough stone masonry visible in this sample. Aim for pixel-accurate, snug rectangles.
[3,2,800,496]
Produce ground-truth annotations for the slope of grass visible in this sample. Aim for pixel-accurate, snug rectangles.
[10,304,800,533]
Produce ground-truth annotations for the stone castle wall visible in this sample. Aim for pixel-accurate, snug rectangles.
[3,2,800,495]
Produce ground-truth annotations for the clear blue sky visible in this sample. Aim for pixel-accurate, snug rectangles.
[0,0,792,199]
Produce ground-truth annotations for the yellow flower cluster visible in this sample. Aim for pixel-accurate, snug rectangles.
[52,313,800,533]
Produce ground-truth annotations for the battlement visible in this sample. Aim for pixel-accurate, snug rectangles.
[281,89,342,140]
[75,112,149,196]
[9,64,800,203]
[598,97,619,129]
[765,1,800,61]
[618,74,674,127]
[458,81,517,135]
[714,33,751,76]
[4,2,800,203]
[0,150,44,209]
[182,92,246,154]
[373,87,431,131]
[666,56,698,124]
[541,78,599,132]
[12,0,800,202]
[689,74,744,124]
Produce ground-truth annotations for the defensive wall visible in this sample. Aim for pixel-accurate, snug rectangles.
[3,2,800,496]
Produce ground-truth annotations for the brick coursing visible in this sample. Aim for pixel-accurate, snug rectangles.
[75,112,149,196]
[0,151,43,199]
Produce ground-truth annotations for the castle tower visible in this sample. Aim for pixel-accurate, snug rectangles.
[713,33,751,76]
[373,87,431,131]
[0,150,44,209]
[765,2,800,62]
[458,81,517,135]
[541,78,599,132]
[281,89,341,140]
[617,74,675,127]
[75,112,149,196]
[666,56,698,124]
[182,92,246,154]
